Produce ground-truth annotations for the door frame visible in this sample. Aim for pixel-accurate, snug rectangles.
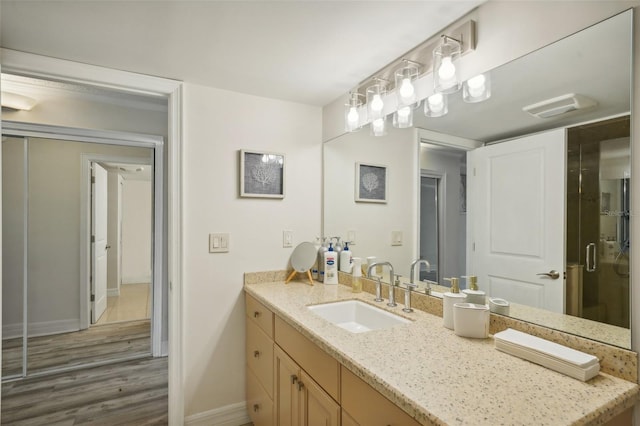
[1,48,184,424]
[419,170,445,284]
[80,152,155,331]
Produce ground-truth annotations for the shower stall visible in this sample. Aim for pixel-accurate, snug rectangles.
[566,116,630,328]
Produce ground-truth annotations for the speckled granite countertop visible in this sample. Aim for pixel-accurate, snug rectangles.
[245,280,639,426]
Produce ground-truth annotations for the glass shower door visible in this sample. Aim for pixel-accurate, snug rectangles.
[566,116,630,328]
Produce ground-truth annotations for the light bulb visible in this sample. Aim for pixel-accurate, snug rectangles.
[466,74,486,98]
[399,78,415,100]
[372,118,385,135]
[428,93,444,112]
[438,57,456,81]
[347,107,359,126]
[370,94,384,112]
[396,106,411,127]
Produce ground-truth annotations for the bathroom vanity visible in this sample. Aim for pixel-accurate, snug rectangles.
[245,274,638,425]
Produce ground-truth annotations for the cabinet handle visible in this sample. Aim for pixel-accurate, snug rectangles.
[253,311,261,318]
[297,381,305,391]
[253,350,260,358]
[291,374,298,385]
[253,404,260,412]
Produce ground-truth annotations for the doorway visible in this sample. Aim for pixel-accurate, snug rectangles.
[1,128,163,380]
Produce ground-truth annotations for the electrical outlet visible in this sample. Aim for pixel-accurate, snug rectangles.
[391,231,403,246]
[347,230,356,245]
[209,233,229,253]
[283,230,293,248]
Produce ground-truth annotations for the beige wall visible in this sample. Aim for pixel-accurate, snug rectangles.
[121,179,152,284]
[182,82,322,416]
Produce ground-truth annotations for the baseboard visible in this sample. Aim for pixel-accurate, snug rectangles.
[3,319,81,339]
[161,340,169,357]
[184,402,250,426]
[107,288,121,297]
[122,275,151,285]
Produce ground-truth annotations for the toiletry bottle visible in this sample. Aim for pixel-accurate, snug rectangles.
[333,237,342,270]
[351,257,362,293]
[443,277,467,329]
[339,241,353,273]
[462,275,486,305]
[317,238,328,283]
[323,242,339,284]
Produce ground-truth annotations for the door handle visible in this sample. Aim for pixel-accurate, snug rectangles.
[106,245,111,250]
[537,270,560,280]
[586,242,597,272]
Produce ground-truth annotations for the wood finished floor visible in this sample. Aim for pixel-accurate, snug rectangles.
[3,320,151,377]
[1,356,168,425]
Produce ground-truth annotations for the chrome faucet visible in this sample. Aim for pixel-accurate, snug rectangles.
[410,259,432,295]
[403,282,417,313]
[367,262,395,307]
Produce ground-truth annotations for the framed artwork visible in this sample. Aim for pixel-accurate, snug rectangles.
[240,149,285,198]
[355,162,387,203]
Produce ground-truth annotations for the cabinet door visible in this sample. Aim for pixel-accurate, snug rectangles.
[275,345,301,426]
[247,368,273,426]
[300,370,340,426]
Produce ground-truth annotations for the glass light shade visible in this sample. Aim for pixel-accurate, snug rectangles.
[393,105,413,128]
[395,64,419,107]
[344,92,364,132]
[366,83,387,121]
[463,73,491,103]
[433,37,461,94]
[424,92,448,118]
[370,117,387,136]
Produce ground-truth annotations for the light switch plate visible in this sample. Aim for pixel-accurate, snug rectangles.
[283,230,293,248]
[209,233,229,253]
[391,231,403,246]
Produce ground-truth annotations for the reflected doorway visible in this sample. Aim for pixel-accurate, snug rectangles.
[420,175,440,283]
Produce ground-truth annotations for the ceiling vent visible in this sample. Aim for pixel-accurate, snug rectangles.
[523,93,596,119]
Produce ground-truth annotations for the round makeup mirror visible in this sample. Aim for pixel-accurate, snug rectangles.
[285,241,317,285]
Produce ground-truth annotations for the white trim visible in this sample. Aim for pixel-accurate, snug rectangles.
[107,288,120,297]
[3,319,81,339]
[184,402,250,426]
[122,275,152,285]
[1,49,184,425]
[417,128,482,151]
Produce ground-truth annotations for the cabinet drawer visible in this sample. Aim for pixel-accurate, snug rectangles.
[246,293,274,338]
[246,368,273,426]
[341,366,422,426]
[246,318,274,398]
[275,316,340,402]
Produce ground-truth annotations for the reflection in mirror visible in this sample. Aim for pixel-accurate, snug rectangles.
[323,10,632,348]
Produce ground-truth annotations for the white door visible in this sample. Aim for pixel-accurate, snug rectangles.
[91,162,108,323]
[468,128,566,313]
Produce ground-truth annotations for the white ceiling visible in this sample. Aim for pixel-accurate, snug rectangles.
[0,1,483,107]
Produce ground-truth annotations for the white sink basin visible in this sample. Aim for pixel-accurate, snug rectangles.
[307,300,411,333]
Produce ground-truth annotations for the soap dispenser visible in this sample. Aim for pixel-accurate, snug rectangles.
[443,277,467,330]
[323,242,339,284]
[462,275,486,305]
[351,257,363,293]
[339,241,353,273]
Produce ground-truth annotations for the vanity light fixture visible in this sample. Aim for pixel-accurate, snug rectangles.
[1,91,37,111]
[463,73,491,103]
[433,35,462,94]
[344,91,364,132]
[424,92,448,118]
[370,117,387,136]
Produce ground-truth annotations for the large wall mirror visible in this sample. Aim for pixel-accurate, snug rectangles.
[323,10,632,349]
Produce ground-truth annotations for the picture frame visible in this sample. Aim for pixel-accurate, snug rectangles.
[355,162,387,203]
[240,149,285,198]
